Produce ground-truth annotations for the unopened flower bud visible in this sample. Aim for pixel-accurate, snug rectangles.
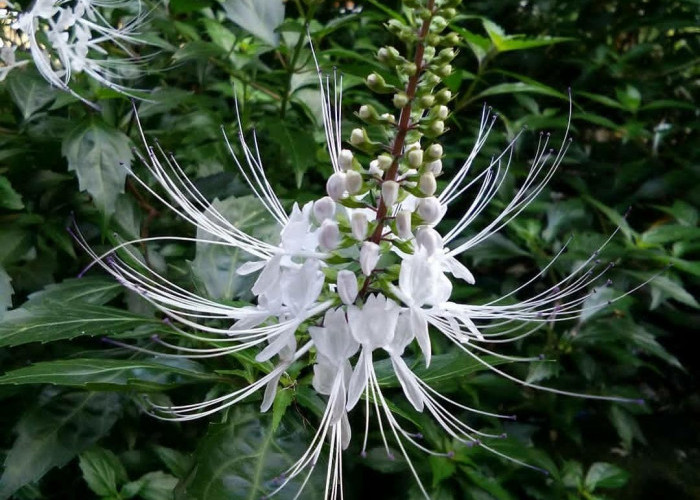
[360,241,380,276]
[423,46,436,60]
[396,210,412,239]
[405,142,421,152]
[377,153,393,170]
[345,170,363,194]
[401,62,417,76]
[419,94,435,108]
[435,64,452,78]
[408,148,423,168]
[380,113,396,124]
[350,128,365,146]
[426,143,443,160]
[436,47,456,63]
[319,220,340,250]
[417,196,443,224]
[381,180,400,208]
[313,196,335,222]
[337,270,358,305]
[393,92,409,108]
[419,172,437,196]
[436,105,449,120]
[368,160,382,176]
[351,212,368,240]
[358,105,372,120]
[429,120,445,136]
[338,149,354,171]
[436,89,452,104]
[426,159,443,175]
[431,16,448,32]
[366,73,393,93]
[443,32,461,46]
[441,8,457,19]
[377,47,389,62]
[416,227,443,256]
[326,172,347,201]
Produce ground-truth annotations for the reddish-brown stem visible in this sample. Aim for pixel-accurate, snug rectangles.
[359,0,436,299]
[368,0,436,247]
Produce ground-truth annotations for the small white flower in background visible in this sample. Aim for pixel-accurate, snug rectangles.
[72,30,653,500]
[6,0,145,108]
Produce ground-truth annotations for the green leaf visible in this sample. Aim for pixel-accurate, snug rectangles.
[0,358,214,391]
[0,391,121,499]
[474,81,567,102]
[191,196,279,301]
[0,176,23,210]
[22,277,123,308]
[0,302,159,348]
[584,462,629,492]
[583,196,636,241]
[121,471,177,500]
[271,387,294,433]
[375,352,509,388]
[615,85,642,112]
[608,406,646,451]
[0,266,13,319]
[482,19,573,53]
[6,70,57,120]
[61,120,133,217]
[221,0,285,47]
[79,447,128,497]
[184,406,323,499]
[626,271,699,309]
[151,446,193,479]
[260,118,318,187]
[639,224,700,246]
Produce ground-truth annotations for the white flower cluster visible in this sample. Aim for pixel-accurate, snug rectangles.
[6,0,144,107]
[74,75,644,497]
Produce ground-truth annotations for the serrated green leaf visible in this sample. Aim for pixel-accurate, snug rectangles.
[0,358,214,391]
[121,471,177,500]
[0,302,159,348]
[608,406,646,451]
[6,70,57,120]
[0,176,23,210]
[584,462,629,491]
[260,118,317,187]
[191,196,279,301]
[221,0,285,47]
[22,277,123,308]
[79,447,128,497]
[0,391,121,499]
[61,121,132,217]
[184,406,323,500]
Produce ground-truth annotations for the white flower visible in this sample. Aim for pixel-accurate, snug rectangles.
[77,43,652,500]
[10,0,146,108]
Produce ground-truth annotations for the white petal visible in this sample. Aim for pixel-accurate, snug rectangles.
[410,307,431,367]
[346,348,370,411]
[391,355,425,412]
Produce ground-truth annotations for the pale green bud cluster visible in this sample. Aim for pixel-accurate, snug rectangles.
[322,0,461,297]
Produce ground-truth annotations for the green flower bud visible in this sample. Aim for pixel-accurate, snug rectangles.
[440,8,457,19]
[426,143,443,160]
[366,73,395,94]
[431,16,448,32]
[435,104,449,120]
[435,88,452,104]
[434,47,456,64]
[423,46,436,61]
[393,92,409,108]
[400,62,418,76]
[435,64,452,78]
[428,120,445,136]
[380,113,396,124]
[419,94,436,108]
[426,33,441,46]
[442,32,461,46]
